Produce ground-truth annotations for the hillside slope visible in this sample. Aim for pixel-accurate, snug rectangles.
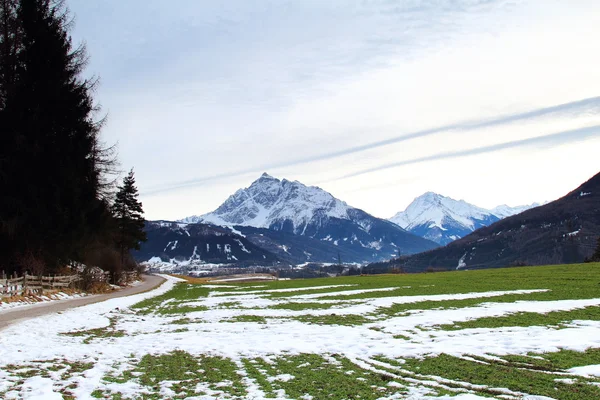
[396,172,600,272]
[134,222,280,265]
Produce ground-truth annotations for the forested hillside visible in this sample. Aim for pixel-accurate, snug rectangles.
[0,0,145,282]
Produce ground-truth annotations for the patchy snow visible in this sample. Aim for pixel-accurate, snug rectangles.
[567,364,600,377]
[210,284,356,296]
[457,253,467,270]
[235,239,251,254]
[0,291,87,312]
[16,376,63,400]
[3,275,600,399]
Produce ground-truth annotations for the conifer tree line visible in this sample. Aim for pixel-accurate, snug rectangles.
[0,0,146,282]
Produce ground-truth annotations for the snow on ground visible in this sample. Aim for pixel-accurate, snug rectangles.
[2,274,600,399]
[568,364,600,377]
[0,291,87,312]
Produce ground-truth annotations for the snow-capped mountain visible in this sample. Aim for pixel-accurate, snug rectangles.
[490,203,541,218]
[396,171,600,272]
[389,192,539,245]
[183,173,351,231]
[181,173,438,261]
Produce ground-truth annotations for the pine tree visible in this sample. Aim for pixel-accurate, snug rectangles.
[112,169,147,271]
[591,237,600,262]
[0,0,114,273]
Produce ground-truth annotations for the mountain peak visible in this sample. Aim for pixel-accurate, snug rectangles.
[187,174,351,231]
[256,172,278,181]
[179,174,438,259]
[389,192,539,245]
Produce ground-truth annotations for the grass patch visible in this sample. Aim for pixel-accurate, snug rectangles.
[62,317,124,344]
[379,351,600,399]
[292,313,372,326]
[245,354,410,399]
[1,359,95,398]
[502,348,600,371]
[269,301,347,311]
[221,315,268,324]
[102,351,246,399]
[437,305,600,331]
[132,283,210,315]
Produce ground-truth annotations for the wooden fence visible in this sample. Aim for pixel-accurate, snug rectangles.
[0,270,141,297]
[0,273,81,297]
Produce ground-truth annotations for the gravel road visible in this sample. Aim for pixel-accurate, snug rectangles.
[0,274,166,331]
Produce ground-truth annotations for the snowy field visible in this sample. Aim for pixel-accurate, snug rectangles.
[1,264,600,399]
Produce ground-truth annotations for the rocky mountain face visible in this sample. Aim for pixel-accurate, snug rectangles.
[180,173,438,262]
[389,192,539,245]
[389,172,600,272]
[134,221,280,265]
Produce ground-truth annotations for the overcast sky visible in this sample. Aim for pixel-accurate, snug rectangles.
[68,0,600,221]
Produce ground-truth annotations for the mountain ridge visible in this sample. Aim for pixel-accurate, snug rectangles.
[389,171,600,272]
[389,192,540,245]
[179,173,438,260]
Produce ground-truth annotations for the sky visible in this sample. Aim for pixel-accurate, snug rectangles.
[68,0,600,221]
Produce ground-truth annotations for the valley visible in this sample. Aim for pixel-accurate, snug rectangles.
[2,264,600,399]
[136,171,598,275]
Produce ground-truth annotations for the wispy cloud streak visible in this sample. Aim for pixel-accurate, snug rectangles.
[142,97,600,195]
[326,125,600,182]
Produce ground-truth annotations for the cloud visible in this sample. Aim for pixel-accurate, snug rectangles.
[142,97,600,195]
[327,125,600,182]
[65,1,600,219]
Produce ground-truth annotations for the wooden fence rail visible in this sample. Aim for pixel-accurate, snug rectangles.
[0,270,140,298]
[0,273,82,297]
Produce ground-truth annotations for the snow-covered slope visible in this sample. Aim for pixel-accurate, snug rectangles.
[181,173,438,260]
[183,173,350,231]
[389,192,539,245]
[491,203,541,218]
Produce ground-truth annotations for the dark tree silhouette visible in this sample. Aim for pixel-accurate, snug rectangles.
[0,0,115,274]
[591,237,600,262]
[112,169,147,274]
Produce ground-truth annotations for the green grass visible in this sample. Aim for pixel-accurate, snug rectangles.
[221,315,268,324]
[291,313,372,326]
[2,359,95,398]
[244,354,412,399]
[62,316,125,343]
[376,350,600,400]
[100,351,247,399]
[131,283,211,315]
[502,348,600,371]
[268,301,347,310]
[8,263,600,400]
[437,305,600,331]
[235,263,600,302]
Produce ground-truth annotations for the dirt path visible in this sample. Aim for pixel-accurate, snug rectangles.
[0,274,166,331]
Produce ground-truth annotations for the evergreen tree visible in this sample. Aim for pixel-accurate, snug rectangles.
[591,237,600,262]
[112,169,147,269]
[0,0,114,273]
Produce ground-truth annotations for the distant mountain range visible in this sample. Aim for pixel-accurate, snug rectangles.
[388,171,600,272]
[389,192,540,245]
[137,173,438,265]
